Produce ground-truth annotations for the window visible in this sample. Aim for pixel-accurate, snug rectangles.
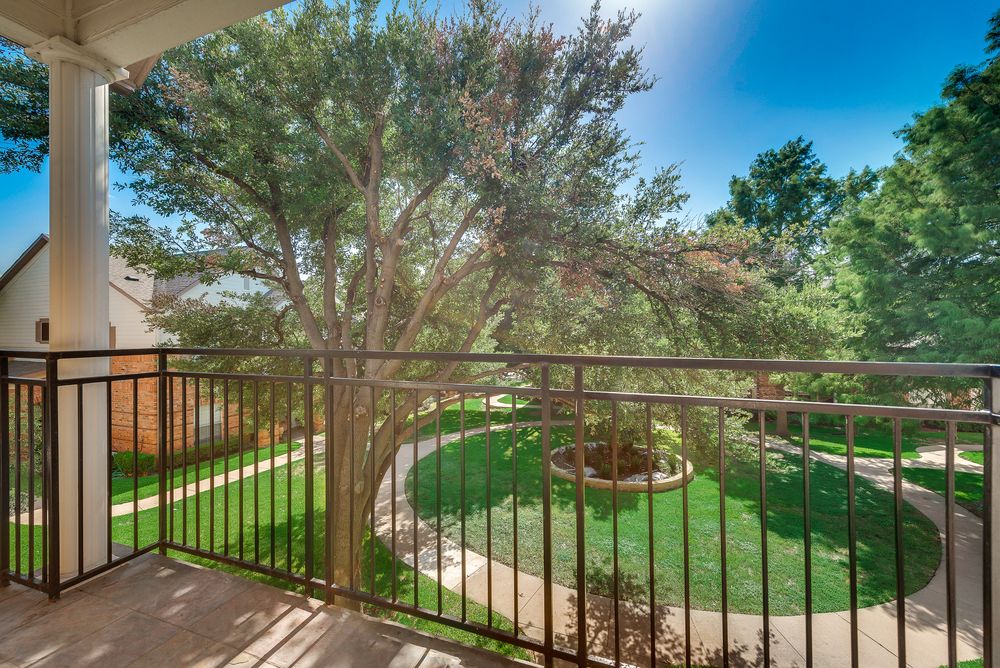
[243,277,251,291]
[35,319,116,347]
[35,318,49,344]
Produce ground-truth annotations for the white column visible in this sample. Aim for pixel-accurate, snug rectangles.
[26,37,128,576]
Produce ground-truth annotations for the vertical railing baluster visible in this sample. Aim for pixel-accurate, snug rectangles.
[486,391,493,627]
[985,371,999,668]
[132,378,139,553]
[435,391,442,614]
[574,366,587,666]
[681,404,691,668]
[44,356,60,599]
[946,421,957,668]
[270,381,276,569]
[303,357,314,596]
[412,389,419,606]
[846,415,859,668]
[460,392,467,622]
[77,384,83,575]
[391,387,398,603]
[0,357,8,587]
[645,403,656,668]
[223,380,230,557]
[512,392,519,636]
[324,359,333,602]
[349,385,356,592]
[285,381,292,572]
[758,410,769,666]
[14,385,21,578]
[28,386,35,578]
[892,417,906,668]
[371,385,378,598]
[209,378,216,553]
[40,383,48,581]
[181,377,188,547]
[106,381,112,563]
[252,380,259,563]
[611,401,620,666]
[541,363,554,668]
[803,412,813,668]
[194,377,201,552]
[14,384,21,577]
[169,377,175,544]
[719,407,729,668]
[157,353,167,556]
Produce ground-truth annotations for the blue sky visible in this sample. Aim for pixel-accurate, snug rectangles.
[0,0,996,269]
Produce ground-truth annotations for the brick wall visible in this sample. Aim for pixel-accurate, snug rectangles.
[754,373,787,400]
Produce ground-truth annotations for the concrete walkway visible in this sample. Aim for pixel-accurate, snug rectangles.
[374,421,984,667]
[15,438,315,526]
[910,442,983,473]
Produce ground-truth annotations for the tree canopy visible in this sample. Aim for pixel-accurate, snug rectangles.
[707,136,876,279]
[826,10,1000,365]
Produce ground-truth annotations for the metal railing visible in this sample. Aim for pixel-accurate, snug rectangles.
[2,347,997,668]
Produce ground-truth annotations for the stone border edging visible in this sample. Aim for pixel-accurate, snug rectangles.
[549,443,695,493]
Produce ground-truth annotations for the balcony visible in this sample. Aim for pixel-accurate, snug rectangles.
[2,348,997,668]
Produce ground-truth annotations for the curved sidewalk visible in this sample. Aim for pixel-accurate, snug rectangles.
[374,421,984,667]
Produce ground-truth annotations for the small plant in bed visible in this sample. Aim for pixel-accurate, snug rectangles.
[553,417,680,482]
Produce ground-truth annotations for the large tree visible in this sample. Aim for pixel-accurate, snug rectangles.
[826,10,1000,368]
[707,136,875,278]
[0,0,783,591]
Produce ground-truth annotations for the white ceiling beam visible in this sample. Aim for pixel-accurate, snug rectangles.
[0,0,290,68]
[0,0,64,49]
[77,0,290,66]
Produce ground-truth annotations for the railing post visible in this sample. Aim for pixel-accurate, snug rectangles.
[540,363,554,667]
[303,355,314,598]
[43,356,60,599]
[1,356,9,587]
[987,369,999,668]
[157,352,168,555]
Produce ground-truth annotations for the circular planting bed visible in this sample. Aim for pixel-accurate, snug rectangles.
[550,441,694,492]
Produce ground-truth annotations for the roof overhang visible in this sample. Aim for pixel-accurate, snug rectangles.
[0,0,290,89]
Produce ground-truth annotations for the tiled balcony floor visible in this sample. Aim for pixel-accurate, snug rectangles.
[0,554,528,668]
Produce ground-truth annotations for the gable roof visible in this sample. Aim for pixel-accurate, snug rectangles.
[0,235,204,307]
[0,234,48,293]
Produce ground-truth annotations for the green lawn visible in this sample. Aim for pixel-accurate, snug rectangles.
[900,467,984,517]
[111,441,295,504]
[960,451,984,465]
[414,396,549,439]
[772,421,922,459]
[919,428,984,445]
[407,424,941,615]
[771,420,986,461]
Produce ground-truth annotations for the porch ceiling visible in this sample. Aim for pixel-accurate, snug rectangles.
[0,0,290,73]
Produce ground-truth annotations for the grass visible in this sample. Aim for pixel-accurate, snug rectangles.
[900,467,984,517]
[413,396,551,439]
[960,451,984,465]
[770,419,986,461]
[407,424,941,616]
[110,441,294,505]
[772,421,922,459]
[919,428,984,445]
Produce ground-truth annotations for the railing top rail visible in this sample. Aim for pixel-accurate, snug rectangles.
[1,346,995,378]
